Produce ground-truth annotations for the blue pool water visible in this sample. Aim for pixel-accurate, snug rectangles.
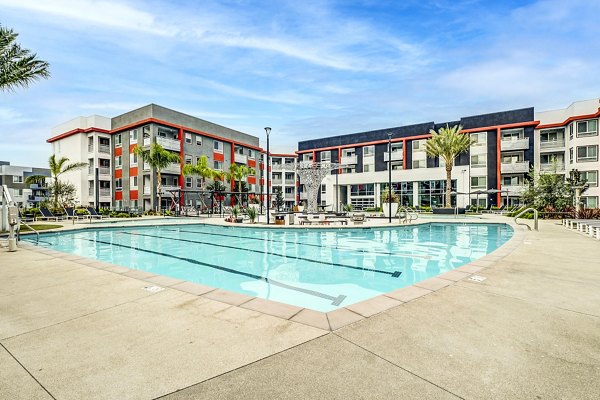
[30,223,512,312]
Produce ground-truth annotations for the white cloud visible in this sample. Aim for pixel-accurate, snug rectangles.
[0,107,34,124]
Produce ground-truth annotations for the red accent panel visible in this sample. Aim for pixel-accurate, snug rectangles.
[248,176,256,184]
[115,191,123,201]
[259,179,264,185]
[115,169,122,178]
[129,144,137,153]
[179,128,184,190]
[496,128,501,206]
[130,190,138,200]
[213,152,224,162]
[114,147,122,157]
[129,167,138,176]
[248,159,256,168]
[403,140,407,170]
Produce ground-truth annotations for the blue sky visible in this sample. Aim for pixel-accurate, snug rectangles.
[1,0,599,167]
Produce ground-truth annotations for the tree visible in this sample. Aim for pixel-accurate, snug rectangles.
[26,155,87,209]
[133,142,181,211]
[424,124,473,207]
[0,25,50,92]
[274,187,284,211]
[182,155,218,190]
[521,165,586,212]
[224,163,256,193]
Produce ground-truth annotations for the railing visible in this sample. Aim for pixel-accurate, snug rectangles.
[99,167,111,175]
[143,186,151,195]
[271,178,282,184]
[502,185,525,194]
[98,144,110,154]
[384,151,403,162]
[87,144,94,153]
[284,179,296,185]
[156,136,181,151]
[398,206,418,224]
[514,207,538,231]
[540,140,565,149]
[284,193,295,200]
[501,161,530,173]
[99,188,110,197]
[501,138,530,151]
[234,153,247,164]
[299,192,308,200]
[341,155,357,164]
[540,162,565,172]
[162,163,181,174]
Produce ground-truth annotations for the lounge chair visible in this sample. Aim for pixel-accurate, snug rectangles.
[18,210,35,223]
[86,207,105,219]
[64,207,88,220]
[38,207,61,221]
[351,213,366,225]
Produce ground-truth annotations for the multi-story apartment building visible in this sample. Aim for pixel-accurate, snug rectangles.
[47,115,113,208]
[49,104,262,211]
[0,161,50,207]
[297,108,538,210]
[535,98,600,208]
[269,154,298,209]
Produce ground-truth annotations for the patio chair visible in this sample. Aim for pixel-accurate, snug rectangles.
[351,213,366,225]
[38,207,61,221]
[86,207,105,219]
[64,207,88,220]
[18,209,35,223]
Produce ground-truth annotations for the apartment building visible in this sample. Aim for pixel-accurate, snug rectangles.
[269,154,298,209]
[0,161,50,207]
[535,98,600,208]
[48,104,262,211]
[48,115,113,208]
[297,108,538,210]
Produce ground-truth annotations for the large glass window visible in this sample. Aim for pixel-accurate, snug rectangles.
[577,145,598,162]
[581,171,598,187]
[320,151,331,161]
[577,119,598,137]
[418,180,456,207]
[540,128,564,143]
[379,182,413,206]
[471,132,487,146]
[350,184,374,196]
[213,141,223,152]
[471,154,486,168]
[363,145,374,156]
[501,128,523,141]
[130,129,138,143]
[581,196,598,208]
[213,161,223,170]
[471,176,487,188]
[115,133,122,147]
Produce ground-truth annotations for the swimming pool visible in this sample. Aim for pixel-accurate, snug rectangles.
[30,223,512,312]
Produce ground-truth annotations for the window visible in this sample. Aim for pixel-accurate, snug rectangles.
[185,133,192,144]
[115,134,122,147]
[115,178,123,190]
[130,153,138,166]
[391,163,403,170]
[185,155,192,165]
[131,200,138,209]
[412,160,425,169]
[390,143,403,153]
[213,161,223,170]
[350,184,374,196]
[115,156,122,168]
[577,145,598,162]
[471,132,487,146]
[342,166,356,173]
[540,128,564,143]
[501,128,523,141]
[130,176,138,188]
[185,177,192,188]
[12,176,23,183]
[130,129,138,143]
[503,176,522,186]
[577,119,598,137]
[363,146,374,156]
[471,154,487,167]
[17,189,23,196]
[412,140,425,151]
[196,136,202,146]
[569,124,574,139]
[540,153,564,165]
[581,197,598,208]
[363,164,372,172]
[213,141,223,153]
[248,149,254,159]
[196,178,202,188]
[235,146,244,155]
[569,148,574,164]
[320,151,331,161]
[581,171,598,187]
[471,176,487,188]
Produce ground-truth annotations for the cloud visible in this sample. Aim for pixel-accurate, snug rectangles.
[0,107,34,124]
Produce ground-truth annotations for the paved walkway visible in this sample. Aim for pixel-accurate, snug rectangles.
[1,218,598,399]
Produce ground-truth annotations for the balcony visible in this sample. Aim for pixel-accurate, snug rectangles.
[340,155,357,164]
[234,153,247,164]
[384,151,403,162]
[160,185,181,194]
[501,138,530,151]
[540,140,565,151]
[501,160,530,174]
[143,186,151,195]
[144,137,180,151]
[87,144,94,153]
[271,177,283,185]
[98,144,110,154]
[162,163,181,174]
[540,162,566,173]
[99,167,111,176]
[284,193,295,201]
[299,192,308,200]
[285,179,296,185]
[502,185,526,194]
[89,188,111,197]
[29,183,47,190]
[27,195,46,202]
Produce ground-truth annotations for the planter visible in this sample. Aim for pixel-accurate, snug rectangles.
[432,207,466,215]
[297,205,304,212]
[383,203,399,218]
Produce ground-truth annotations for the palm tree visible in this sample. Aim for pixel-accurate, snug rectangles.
[26,155,87,209]
[133,142,181,211]
[182,155,217,190]
[424,124,474,208]
[0,25,50,92]
[224,163,255,205]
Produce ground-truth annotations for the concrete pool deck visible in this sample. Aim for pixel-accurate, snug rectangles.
[1,216,599,399]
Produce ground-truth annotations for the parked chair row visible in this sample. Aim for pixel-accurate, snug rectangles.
[35,207,106,222]
[562,218,600,240]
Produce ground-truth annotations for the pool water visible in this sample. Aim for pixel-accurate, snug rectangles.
[31,223,512,312]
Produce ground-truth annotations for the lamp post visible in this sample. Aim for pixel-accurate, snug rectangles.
[265,127,271,224]
[388,132,392,223]
[569,169,588,215]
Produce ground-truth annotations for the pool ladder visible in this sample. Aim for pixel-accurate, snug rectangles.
[514,207,538,231]
[398,207,418,224]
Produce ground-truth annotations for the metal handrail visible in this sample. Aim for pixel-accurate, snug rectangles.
[398,206,418,223]
[18,221,40,244]
[514,207,539,231]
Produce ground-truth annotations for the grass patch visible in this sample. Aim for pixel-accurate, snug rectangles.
[20,224,62,232]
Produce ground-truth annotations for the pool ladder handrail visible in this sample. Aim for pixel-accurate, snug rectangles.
[514,207,538,231]
[17,221,40,244]
[398,206,418,224]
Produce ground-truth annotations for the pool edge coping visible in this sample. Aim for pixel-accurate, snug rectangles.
[18,219,525,332]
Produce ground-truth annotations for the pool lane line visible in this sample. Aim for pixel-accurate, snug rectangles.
[165,228,431,260]
[120,231,402,278]
[79,237,347,307]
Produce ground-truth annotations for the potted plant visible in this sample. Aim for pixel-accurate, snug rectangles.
[231,205,243,223]
[297,201,305,212]
[381,186,399,218]
[246,206,257,223]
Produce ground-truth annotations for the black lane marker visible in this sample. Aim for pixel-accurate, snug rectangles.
[80,237,346,306]
[166,228,429,259]
[122,231,402,278]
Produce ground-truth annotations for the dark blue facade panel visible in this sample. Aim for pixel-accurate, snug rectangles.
[460,108,534,130]
[486,129,499,203]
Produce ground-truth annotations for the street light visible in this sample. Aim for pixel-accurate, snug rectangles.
[568,168,589,215]
[265,127,271,224]
[388,132,392,223]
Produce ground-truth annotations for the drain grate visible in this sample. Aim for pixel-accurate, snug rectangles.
[143,285,165,293]
[468,275,487,283]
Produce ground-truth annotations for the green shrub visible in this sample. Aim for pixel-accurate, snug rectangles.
[116,213,130,218]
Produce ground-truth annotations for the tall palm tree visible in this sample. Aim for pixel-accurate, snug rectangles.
[26,155,87,208]
[224,163,256,193]
[133,142,181,211]
[424,124,474,208]
[0,25,50,92]
[182,155,217,190]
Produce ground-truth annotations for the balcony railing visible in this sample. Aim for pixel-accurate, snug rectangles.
[540,140,566,150]
[340,155,357,164]
[88,144,94,153]
[162,163,181,174]
[540,162,565,172]
[502,185,526,194]
[501,138,530,151]
[143,186,151,195]
[271,178,282,184]
[99,167,110,175]
[285,179,296,185]
[284,193,295,200]
[98,144,110,154]
[160,185,181,194]
[384,151,403,162]
[89,188,111,197]
[234,153,247,164]
[144,137,180,151]
[299,192,308,200]
[501,160,530,173]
